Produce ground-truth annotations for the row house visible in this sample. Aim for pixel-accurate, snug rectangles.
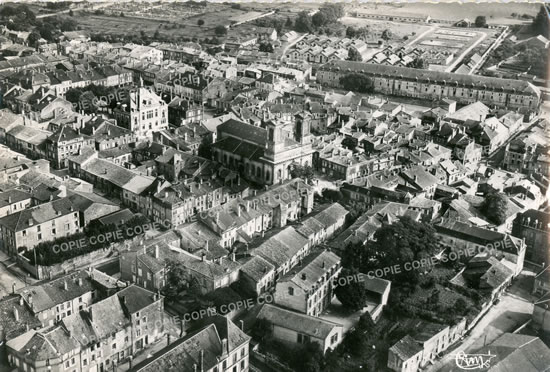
[0,189,32,217]
[44,126,95,169]
[296,202,349,248]
[80,117,137,151]
[317,61,541,112]
[388,319,467,372]
[6,286,164,372]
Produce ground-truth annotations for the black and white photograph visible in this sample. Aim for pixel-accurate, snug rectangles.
[0,1,548,371]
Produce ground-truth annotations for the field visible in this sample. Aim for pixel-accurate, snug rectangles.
[75,3,270,41]
[339,16,433,41]
[347,2,541,25]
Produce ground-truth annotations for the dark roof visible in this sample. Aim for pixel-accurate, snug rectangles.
[320,60,541,96]
[217,119,267,147]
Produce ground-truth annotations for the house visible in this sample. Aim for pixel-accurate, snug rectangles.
[44,126,95,169]
[0,196,82,256]
[296,203,348,248]
[512,209,550,266]
[239,255,276,296]
[450,253,515,301]
[130,316,250,372]
[6,285,165,372]
[113,87,168,138]
[257,304,343,353]
[252,226,310,280]
[0,189,32,217]
[275,249,341,317]
[388,319,467,372]
[435,219,526,276]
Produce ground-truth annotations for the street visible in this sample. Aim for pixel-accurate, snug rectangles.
[0,252,27,298]
[426,269,536,372]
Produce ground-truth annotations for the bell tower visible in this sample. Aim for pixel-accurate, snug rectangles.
[265,120,285,158]
[295,112,312,144]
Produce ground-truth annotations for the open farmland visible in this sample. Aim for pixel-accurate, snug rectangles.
[75,4,269,41]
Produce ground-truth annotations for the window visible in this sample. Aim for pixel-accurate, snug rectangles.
[112,343,117,350]
[288,287,294,295]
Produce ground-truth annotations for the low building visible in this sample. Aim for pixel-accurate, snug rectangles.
[257,304,343,353]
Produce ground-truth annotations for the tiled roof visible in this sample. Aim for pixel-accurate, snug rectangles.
[257,304,342,339]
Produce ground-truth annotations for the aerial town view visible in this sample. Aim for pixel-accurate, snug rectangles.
[0,0,549,371]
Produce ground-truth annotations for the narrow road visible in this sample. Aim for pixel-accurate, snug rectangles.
[405,25,438,48]
[446,31,488,72]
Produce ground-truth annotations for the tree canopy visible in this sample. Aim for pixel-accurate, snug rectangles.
[339,73,374,93]
[475,15,487,28]
[347,47,362,61]
[480,190,508,225]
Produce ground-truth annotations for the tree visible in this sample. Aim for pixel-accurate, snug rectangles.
[323,189,343,202]
[294,11,313,33]
[381,29,392,40]
[258,42,274,53]
[28,30,41,47]
[339,73,374,93]
[346,26,357,38]
[214,25,227,36]
[475,15,487,28]
[335,268,370,311]
[480,191,508,225]
[197,19,204,27]
[532,5,549,37]
[312,11,328,27]
[410,57,425,69]
[163,260,190,300]
[370,216,440,284]
[285,16,293,28]
[290,164,313,179]
[347,47,362,61]
[251,318,272,341]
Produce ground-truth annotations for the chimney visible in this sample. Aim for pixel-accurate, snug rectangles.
[231,252,236,262]
[64,281,68,291]
[154,244,159,259]
[13,307,19,321]
[221,338,228,355]
[246,201,250,212]
[78,278,83,286]
[28,218,33,226]
[205,240,209,251]
[8,196,11,204]
[19,296,23,306]
[237,205,241,217]
[201,253,206,262]
[239,319,244,331]
[200,349,204,372]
